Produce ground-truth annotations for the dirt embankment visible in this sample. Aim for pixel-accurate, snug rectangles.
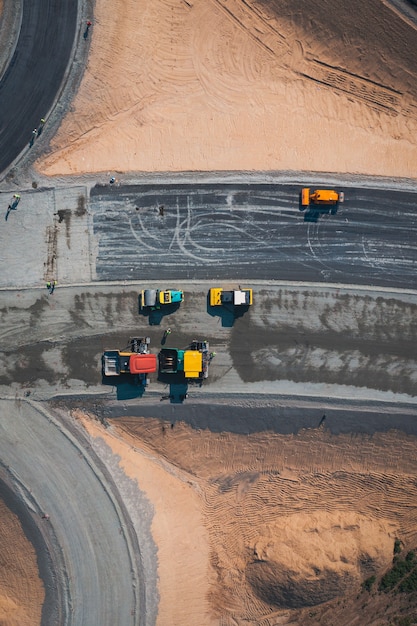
[38,0,417,178]
[0,498,44,626]
[79,410,417,625]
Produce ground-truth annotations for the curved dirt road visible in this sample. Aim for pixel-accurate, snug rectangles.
[0,399,144,625]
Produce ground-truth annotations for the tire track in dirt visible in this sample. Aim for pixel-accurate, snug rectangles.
[190,1,273,111]
[210,0,288,58]
[44,222,58,283]
[111,418,417,623]
[300,58,403,115]
[208,0,416,118]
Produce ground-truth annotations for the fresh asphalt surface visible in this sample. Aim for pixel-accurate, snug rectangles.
[100,395,417,437]
[91,183,417,289]
[0,0,77,175]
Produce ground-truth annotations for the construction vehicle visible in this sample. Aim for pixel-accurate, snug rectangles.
[139,289,184,311]
[102,337,157,386]
[209,287,253,307]
[159,340,210,381]
[301,188,344,214]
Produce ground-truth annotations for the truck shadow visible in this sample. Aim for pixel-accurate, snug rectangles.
[304,206,338,223]
[138,298,181,326]
[101,374,147,400]
[159,382,189,404]
[206,294,249,327]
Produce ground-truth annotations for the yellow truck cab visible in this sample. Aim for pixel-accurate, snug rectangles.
[301,188,344,207]
[159,340,210,381]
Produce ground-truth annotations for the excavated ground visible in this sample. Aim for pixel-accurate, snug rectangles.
[78,411,417,626]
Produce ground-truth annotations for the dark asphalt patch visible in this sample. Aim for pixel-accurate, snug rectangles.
[0,0,78,176]
[227,290,417,395]
[89,184,417,288]
[73,396,417,437]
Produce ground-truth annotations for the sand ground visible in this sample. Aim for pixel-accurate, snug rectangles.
[78,410,417,626]
[38,0,417,178]
[0,499,44,626]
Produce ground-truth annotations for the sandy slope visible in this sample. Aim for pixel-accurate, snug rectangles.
[0,499,44,626]
[38,0,417,178]
[79,411,417,625]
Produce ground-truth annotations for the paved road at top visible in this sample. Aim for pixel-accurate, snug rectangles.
[91,183,417,289]
[0,0,77,176]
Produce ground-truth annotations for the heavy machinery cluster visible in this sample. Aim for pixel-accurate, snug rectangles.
[101,187,345,396]
[102,286,253,392]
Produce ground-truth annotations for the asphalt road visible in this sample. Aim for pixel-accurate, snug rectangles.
[91,183,417,289]
[97,394,417,437]
[0,399,143,626]
[0,0,77,175]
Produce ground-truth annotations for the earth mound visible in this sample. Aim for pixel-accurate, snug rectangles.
[245,513,391,609]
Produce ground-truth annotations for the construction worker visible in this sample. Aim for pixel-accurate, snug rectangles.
[10,194,20,210]
[84,20,92,39]
[37,119,46,136]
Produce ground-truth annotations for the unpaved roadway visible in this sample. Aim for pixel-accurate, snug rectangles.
[0,281,416,402]
[0,398,151,626]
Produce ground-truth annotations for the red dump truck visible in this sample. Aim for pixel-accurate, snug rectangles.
[102,337,157,386]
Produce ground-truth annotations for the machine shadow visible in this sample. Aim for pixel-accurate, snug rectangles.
[159,382,189,404]
[138,299,181,326]
[304,206,338,223]
[101,374,147,400]
[206,294,249,327]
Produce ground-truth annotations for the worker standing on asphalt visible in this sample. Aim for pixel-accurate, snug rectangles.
[37,119,46,137]
[46,281,57,295]
[5,194,20,220]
